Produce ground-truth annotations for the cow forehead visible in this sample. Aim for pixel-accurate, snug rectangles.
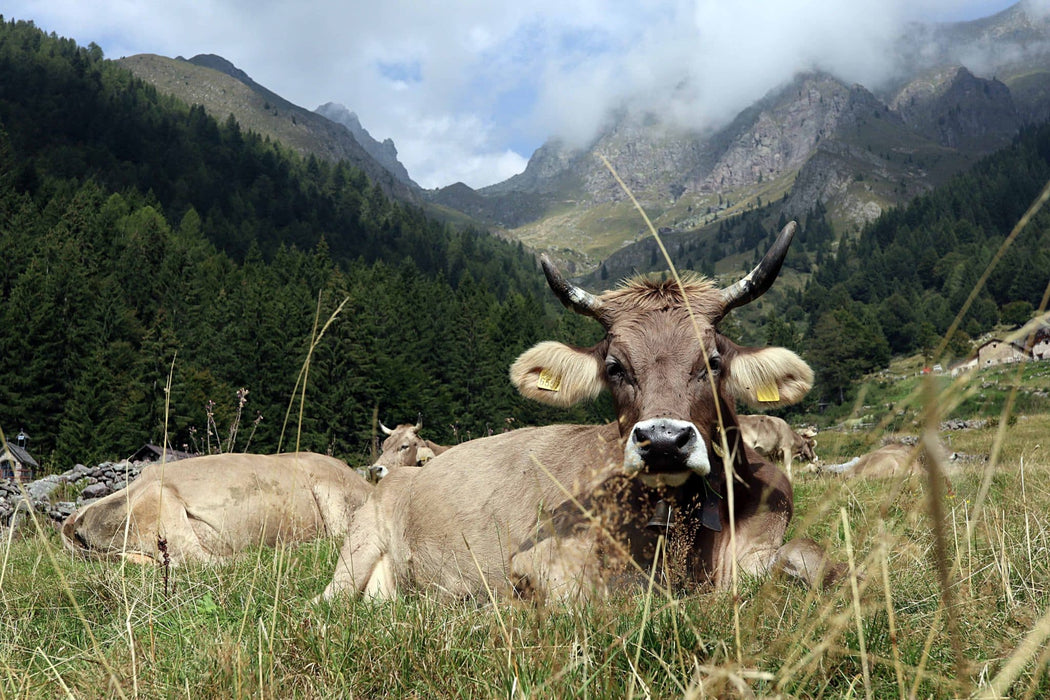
[607,320,715,372]
[381,424,419,444]
[598,274,723,320]
[600,277,724,363]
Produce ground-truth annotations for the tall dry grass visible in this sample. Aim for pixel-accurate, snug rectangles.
[2,431,1049,698]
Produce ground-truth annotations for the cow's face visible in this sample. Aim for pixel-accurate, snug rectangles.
[511,222,812,480]
[370,422,431,479]
[797,433,818,463]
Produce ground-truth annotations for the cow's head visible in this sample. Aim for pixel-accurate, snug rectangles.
[370,421,433,479]
[797,427,818,463]
[511,222,812,481]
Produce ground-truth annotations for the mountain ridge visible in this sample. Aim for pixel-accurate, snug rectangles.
[116,3,1050,275]
[424,2,1050,271]
[117,53,420,204]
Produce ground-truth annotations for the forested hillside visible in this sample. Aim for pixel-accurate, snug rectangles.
[0,19,606,468]
[778,125,1050,405]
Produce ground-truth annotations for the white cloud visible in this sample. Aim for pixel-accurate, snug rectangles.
[2,0,1021,188]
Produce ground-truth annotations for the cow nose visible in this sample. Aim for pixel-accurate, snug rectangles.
[633,420,694,465]
[624,418,709,474]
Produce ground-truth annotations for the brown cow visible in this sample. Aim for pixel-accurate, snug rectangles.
[62,452,372,566]
[369,421,448,480]
[320,222,842,602]
[737,414,817,480]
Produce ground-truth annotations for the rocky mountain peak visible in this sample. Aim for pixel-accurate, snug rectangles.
[892,66,1019,150]
[184,53,257,88]
[315,102,416,187]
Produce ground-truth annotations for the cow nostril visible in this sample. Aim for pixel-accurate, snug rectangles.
[674,429,692,449]
[633,426,650,446]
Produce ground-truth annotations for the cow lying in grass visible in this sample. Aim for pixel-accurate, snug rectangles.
[319,222,844,602]
[62,452,372,566]
[818,441,963,479]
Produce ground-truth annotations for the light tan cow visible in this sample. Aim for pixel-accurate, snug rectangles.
[819,442,960,479]
[737,414,817,480]
[62,452,372,566]
[320,222,845,603]
[368,421,448,480]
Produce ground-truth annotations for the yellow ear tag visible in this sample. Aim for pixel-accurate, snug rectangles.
[537,368,561,392]
[756,383,780,403]
[712,427,726,458]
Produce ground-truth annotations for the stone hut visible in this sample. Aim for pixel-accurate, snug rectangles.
[975,338,1030,368]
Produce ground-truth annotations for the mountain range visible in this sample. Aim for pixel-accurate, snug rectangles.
[118,2,1050,275]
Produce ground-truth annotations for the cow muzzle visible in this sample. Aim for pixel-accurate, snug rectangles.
[368,463,389,480]
[623,418,711,477]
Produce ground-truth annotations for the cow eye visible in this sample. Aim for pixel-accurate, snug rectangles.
[605,358,627,382]
[696,355,723,380]
[399,444,409,451]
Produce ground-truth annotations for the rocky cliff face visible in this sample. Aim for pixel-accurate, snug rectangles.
[892,67,1020,150]
[700,75,885,193]
[443,68,992,254]
[315,102,417,187]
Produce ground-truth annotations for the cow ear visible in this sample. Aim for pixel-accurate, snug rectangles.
[725,345,813,407]
[510,341,605,407]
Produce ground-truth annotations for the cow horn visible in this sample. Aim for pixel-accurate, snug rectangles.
[540,254,608,324]
[379,422,394,436]
[719,221,797,317]
[415,414,423,432]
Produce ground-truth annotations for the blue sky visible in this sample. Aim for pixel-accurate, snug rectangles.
[2,0,1036,189]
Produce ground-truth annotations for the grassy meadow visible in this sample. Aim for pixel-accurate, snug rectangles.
[2,396,1049,698]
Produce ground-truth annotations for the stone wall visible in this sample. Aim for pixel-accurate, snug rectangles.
[0,460,149,530]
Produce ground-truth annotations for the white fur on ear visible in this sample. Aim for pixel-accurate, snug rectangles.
[727,347,813,407]
[509,341,605,407]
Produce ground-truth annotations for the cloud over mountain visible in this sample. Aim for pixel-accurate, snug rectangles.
[6,0,1034,188]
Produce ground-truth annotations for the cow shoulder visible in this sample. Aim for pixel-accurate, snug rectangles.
[510,340,605,407]
[723,343,813,408]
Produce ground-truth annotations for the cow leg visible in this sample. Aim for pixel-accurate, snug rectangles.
[321,537,388,604]
[729,540,783,582]
[714,511,791,586]
[364,554,397,599]
[318,505,393,601]
[510,534,607,602]
[718,519,847,589]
